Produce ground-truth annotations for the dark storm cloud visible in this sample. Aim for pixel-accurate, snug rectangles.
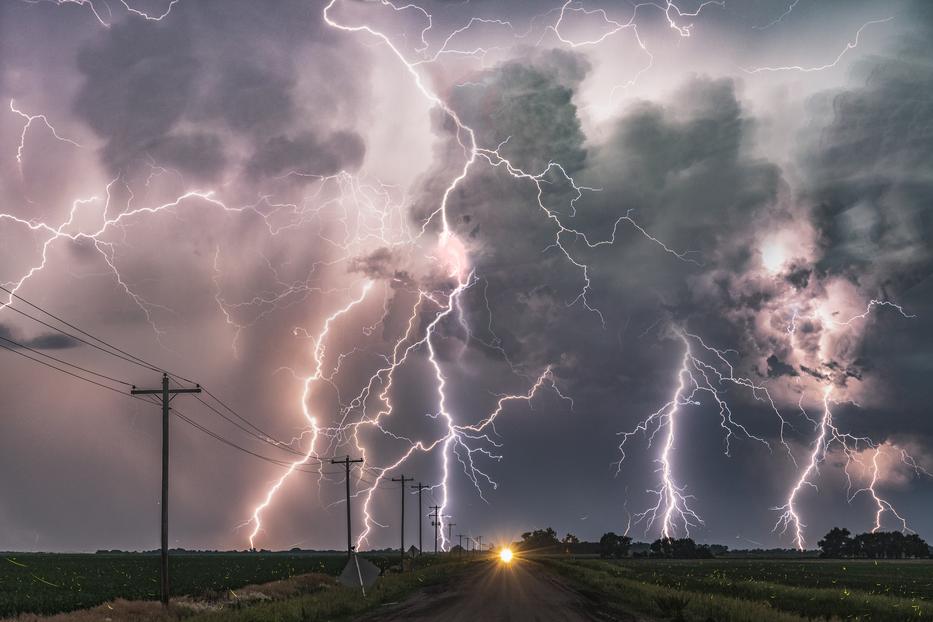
[206,63,296,136]
[452,50,589,174]
[805,11,933,293]
[798,2,933,441]
[766,355,797,378]
[580,77,784,266]
[148,133,227,181]
[348,247,414,287]
[73,19,200,174]
[4,0,933,555]
[441,56,787,388]
[247,130,365,178]
[0,323,78,350]
[71,0,364,183]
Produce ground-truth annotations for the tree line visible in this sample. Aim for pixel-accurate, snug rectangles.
[516,525,930,560]
[818,527,930,559]
[516,528,718,559]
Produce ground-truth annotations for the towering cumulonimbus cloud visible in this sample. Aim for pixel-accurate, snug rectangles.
[0,0,931,553]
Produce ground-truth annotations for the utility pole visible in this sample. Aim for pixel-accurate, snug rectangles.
[446,522,456,551]
[391,475,413,569]
[429,505,441,554]
[477,535,483,555]
[331,455,363,559]
[131,373,200,606]
[410,482,429,556]
[457,533,465,556]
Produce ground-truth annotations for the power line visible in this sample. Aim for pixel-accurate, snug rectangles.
[200,388,295,449]
[0,340,142,398]
[0,299,164,373]
[0,288,393,488]
[193,395,309,457]
[0,284,194,382]
[0,287,330,460]
[0,333,134,386]
[0,330,379,480]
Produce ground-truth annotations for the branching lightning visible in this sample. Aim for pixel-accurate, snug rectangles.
[8,0,928,555]
[746,17,893,73]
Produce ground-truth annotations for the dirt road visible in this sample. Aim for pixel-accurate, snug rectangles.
[360,558,604,621]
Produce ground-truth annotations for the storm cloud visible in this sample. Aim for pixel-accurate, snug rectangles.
[1,0,931,554]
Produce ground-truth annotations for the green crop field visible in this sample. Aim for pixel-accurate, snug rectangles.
[0,552,376,618]
[545,557,933,621]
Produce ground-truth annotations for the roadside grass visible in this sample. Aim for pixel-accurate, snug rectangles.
[544,558,931,621]
[543,559,806,622]
[0,553,350,617]
[188,557,476,622]
[613,558,933,600]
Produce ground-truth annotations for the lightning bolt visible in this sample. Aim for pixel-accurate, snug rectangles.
[9,99,82,176]
[745,17,893,73]
[772,300,924,549]
[245,282,371,550]
[15,0,926,556]
[20,0,179,27]
[620,328,790,538]
[753,0,804,31]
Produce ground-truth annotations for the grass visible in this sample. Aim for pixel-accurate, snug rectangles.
[542,557,933,621]
[0,553,385,617]
[188,556,474,622]
[4,557,474,622]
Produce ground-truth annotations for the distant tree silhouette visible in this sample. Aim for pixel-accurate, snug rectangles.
[819,528,930,559]
[599,532,632,558]
[818,527,853,558]
[561,533,580,553]
[649,537,713,559]
[519,527,561,550]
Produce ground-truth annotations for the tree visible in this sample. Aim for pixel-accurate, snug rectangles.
[519,528,560,551]
[818,527,853,558]
[709,544,729,557]
[649,537,712,559]
[850,531,930,559]
[904,534,931,559]
[599,532,632,559]
[650,537,675,558]
[561,533,580,554]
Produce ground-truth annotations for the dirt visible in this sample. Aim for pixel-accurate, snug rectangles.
[357,558,627,622]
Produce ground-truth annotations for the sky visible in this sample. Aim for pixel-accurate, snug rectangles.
[1,0,931,553]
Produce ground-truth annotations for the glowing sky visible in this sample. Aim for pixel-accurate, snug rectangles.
[1,0,931,553]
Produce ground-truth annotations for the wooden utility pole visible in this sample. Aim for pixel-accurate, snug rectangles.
[429,505,441,554]
[457,533,465,556]
[391,475,413,569]
[410,482,429,556]
[446,522,455,551]
[131,373,200,606]
[331,455,363,558]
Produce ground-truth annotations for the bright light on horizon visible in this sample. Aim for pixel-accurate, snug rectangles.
[499,547,513,563]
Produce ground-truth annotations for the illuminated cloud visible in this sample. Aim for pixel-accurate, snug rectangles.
[0,0,930,553]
